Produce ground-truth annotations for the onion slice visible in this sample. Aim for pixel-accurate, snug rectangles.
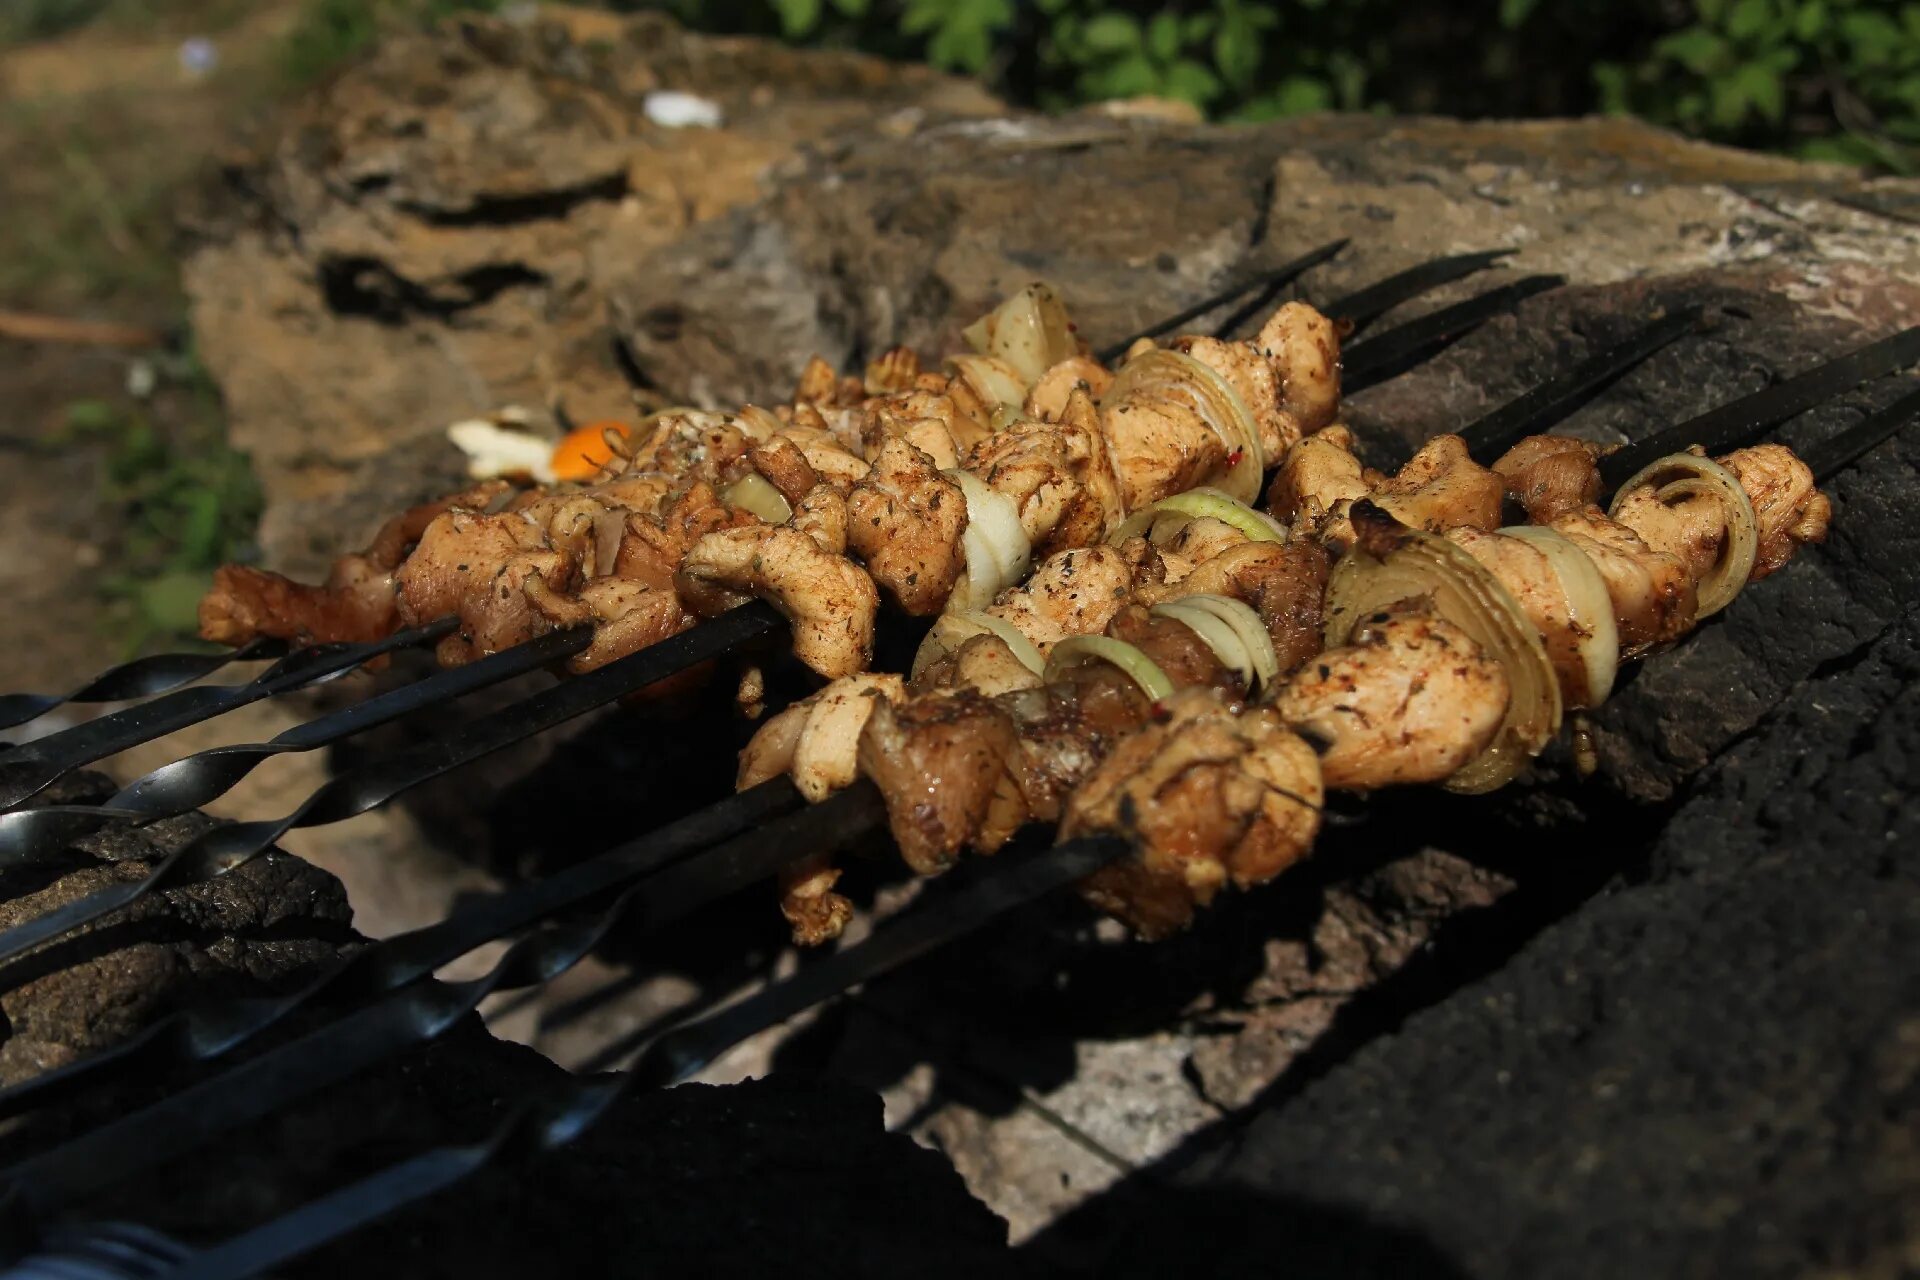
[945,469,1033,612]
[1606,452,1758,619]
[961,282,1079,385]
[1042,635,1176,704]
[1108,488,1289,548]
[1103,348,1264,503]
[945,354,1029,419]
[1324,504,1563,794]
[910,610,1047,680]
[720,473,794,525]
[1498,525,1621,708]
[1152,593,1279,692]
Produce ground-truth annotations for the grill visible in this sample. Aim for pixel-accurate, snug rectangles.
[1,242,1915,1278]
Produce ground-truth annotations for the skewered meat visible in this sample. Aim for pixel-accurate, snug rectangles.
[677,520,880,680]
[1134,540,1331,676]
[1265,425,1371,534]
[1270,429,1504,548]
[858,689,1023,875]
[846,438,972,614]
[1493,434,1605,524]
[1612,443,1830,584]
[1546,507,1696,656]
[1271,601,1509,790]
[1024,356,1114,422]
[979,545,1137,657]
[1066,687,1323,939]
[199,479,514,646]
[1369,434,1506,536]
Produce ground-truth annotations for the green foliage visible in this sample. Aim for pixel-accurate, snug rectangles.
[58,354,263,651]
[649,0,1918,170]
[1597,0,1920,170]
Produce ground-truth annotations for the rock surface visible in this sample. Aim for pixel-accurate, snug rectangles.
[183,5,998,578]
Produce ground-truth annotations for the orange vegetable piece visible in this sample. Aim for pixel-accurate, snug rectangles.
[550,420,632,482]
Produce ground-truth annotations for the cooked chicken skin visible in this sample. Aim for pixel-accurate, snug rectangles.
[1065,687,1324,940]
[964,390,1124,555]
[859,690,1023,875]
[394,506,577,667]
[1446,527,1594,705]
[918,634,1046,698]
[1271,601,1509,791]
[739,674,907,802]
[1492,434,1604,525]
[677,523,879,680]
[1266,426,1371,536]
[1254,300,1342,441]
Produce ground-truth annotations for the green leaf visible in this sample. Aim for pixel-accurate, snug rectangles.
[1081,51,1161,98]
[1654,26,1730,74]
[828,0,868,15]
[1726,0,1773,40]
[1148,12,1181,63]
[1214,6,1265,89]
[1163,57,1223,104]
[1081,12,1142,54]
[1499,0,1541,28]
[63,398,121,436]
[1182,13,1216,42]
[1840,10,1905,64]
[1272,74,1333,115]
[1795,0,1830,41]
[771,0,821,39]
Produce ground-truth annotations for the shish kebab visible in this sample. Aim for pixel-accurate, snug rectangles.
[196,282,1347,684]
[0,299,1724,1131]
[735,365,1839,941]
[54,385,1914,1280]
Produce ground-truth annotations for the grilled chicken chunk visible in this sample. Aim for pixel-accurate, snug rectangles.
[199,479,515,647]
[1065,687,1324,939]
[1492,434,1605,525]
[678,522,879,680]
[1271,601,1509,790]
[1612,443,1830,585]
[1546,507,1696,656]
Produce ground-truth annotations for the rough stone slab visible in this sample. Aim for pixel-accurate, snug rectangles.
[1030,608,1920,1279]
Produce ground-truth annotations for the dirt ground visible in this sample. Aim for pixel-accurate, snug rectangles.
[0,2,304,693]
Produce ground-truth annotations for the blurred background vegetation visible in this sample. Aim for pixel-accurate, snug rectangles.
[0,0,1913,652]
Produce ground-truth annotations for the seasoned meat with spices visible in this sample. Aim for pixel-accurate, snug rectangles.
[1065,687,1324,939]
[1271,601,1508,790]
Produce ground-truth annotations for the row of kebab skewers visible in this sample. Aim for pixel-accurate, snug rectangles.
[2,255,1916,1279]
[193,279,1838,947]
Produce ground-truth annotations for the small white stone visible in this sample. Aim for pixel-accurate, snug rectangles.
[644,91,724,130]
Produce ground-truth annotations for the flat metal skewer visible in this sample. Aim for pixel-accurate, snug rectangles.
[0,638,286,735]
[0,600,785,969]
[0,619,457,813]
[0,783,885,1217]
[1342,274,1567,393]
[1598,324,1920,490]
[1094,238,1349,362]
[0,626,594,866]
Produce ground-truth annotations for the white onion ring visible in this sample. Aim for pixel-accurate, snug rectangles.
[1324,508,1563,794]
[910,610,1047,680]
[1152,593,1279,692]
[1499,525,1621,708]
[1606,452,1759,619]
[1042,635,1176,704]
[944,469,1033,612]
[961,283,1079,385]
[720,473,794,525]
[1108,488,1289,548]
[1104,348,1264,503]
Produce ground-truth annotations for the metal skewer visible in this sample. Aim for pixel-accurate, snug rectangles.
[0,638,286,735]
